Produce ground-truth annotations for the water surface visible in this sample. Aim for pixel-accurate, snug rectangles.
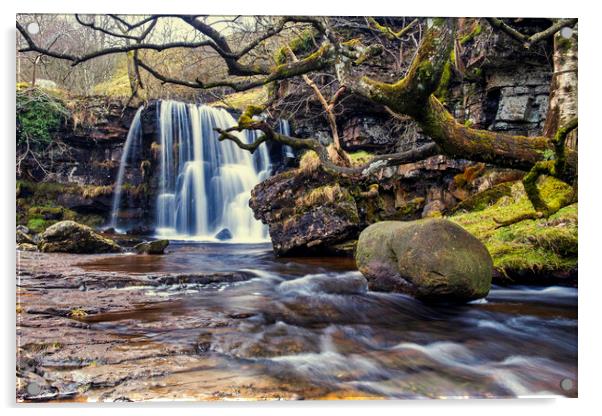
[77,242,578,399]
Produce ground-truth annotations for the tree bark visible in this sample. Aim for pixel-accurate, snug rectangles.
[543,24,578,150]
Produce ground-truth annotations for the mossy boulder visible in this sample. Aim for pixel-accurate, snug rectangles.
[355,219,492,303]
[38,221,121,254]
[16,229,34,245]
[134,239,169,255]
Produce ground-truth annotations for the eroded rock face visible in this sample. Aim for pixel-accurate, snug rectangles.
[250,170,360,256]
[38,221,121,254]
[356,219,492,303]
[134,239,169,255]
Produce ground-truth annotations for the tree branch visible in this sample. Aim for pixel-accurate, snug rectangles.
[485,18,577,49]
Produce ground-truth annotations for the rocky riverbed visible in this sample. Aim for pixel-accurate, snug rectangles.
[16,243,577,402]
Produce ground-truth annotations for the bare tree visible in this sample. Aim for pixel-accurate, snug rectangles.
[16,15,578,221]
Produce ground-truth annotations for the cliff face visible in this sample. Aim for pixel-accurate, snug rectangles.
[250,19,555,256]
[17,96,140,232]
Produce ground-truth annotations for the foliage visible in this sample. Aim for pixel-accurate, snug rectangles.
[69,308,88,318]
[16,87,69,147]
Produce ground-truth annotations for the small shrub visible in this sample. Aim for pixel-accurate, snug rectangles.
[16,87,69,147]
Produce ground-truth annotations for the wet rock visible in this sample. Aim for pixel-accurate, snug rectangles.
[251,172,360,256]
[17,243,38,252]
[126,225,154,236]
[278,272,368,295]
[215,228,233,241]
[17,224,31,234]
[38,221,121,254]
[17,229,35,244]
[356,219,492,303]
[421,200,445,218]
[134,239,169,255]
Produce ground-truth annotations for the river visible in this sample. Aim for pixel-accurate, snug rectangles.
[16,242,577,401]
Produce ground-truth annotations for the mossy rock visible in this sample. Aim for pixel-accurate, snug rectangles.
[16,229,34,245]
[134,239,169,255]
[356,219,493,303]
[38,221,121,254]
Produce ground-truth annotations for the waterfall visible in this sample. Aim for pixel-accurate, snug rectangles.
[277,119,295,159]
[155,100,270,242]
[109,106,143,230]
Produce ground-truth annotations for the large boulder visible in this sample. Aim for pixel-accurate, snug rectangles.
[38,221,121,253]
[134,239,169,255]
[355,219,492,303]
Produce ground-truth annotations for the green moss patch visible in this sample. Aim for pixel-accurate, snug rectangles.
[17,87,69,146]
[17,180,106,233]
[450,178,577,277]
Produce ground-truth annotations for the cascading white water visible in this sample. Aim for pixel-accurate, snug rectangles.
[277,119,295,159]
[109,106,144,230]
[155,100,270,242]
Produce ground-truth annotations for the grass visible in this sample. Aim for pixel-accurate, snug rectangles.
[450,177,577,275]
[299,183,345,207]
[347,150,375,167]
[92,55,132,98]
[298,150,321,174]
[210,87,269,111]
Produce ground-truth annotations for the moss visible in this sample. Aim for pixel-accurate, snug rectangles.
[17,87,69,146]
[27,218,49,233]
[273,29,318,65]
[81,185,113,199]
[459,22,482,45]
[17,180,109,231]
[434,57,453,102]
[347,150,375,167]
[450,178,577,275]
[453,182,513,212]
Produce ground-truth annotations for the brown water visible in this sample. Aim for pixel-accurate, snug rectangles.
[76,242,578,399]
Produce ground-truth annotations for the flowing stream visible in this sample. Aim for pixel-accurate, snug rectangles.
[76,243,578,399]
